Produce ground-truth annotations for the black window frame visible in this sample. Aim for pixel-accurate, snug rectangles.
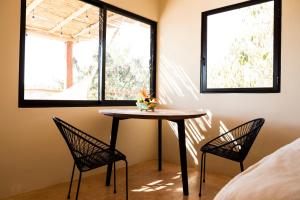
[200,0,281,93]
[19,0,157,107]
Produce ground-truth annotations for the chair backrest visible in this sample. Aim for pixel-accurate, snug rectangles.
[225,118,265,161]
[53,117,109,169]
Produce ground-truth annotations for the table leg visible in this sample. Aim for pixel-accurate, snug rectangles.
[106,117,119,186]
[177,119,189,196]
[158,119,162,171]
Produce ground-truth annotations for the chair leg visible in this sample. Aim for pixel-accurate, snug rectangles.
[75,172,82,200]
[125,160,128,200]
[203,153,206,183]
[67,162,76,199]
[113,162,116,193]
[240,162,244,172]
[199,152,205,197]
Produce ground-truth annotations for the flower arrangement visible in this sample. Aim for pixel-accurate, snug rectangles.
[136,88,157,111]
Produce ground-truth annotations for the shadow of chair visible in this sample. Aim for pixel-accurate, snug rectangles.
[53,117,128,200]
[199,118,265,196]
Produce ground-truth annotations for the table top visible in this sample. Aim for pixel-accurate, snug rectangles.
[99,108,206,120]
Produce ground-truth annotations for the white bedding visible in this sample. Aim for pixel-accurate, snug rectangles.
[214,138,300,200]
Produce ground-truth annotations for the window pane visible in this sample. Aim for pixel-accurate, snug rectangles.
[206,1,274,89]
[20,0,156,107]
[105,11,151,100]
[24,0,100,100]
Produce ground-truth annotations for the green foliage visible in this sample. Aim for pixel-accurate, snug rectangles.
[208,2,274,88]
[105,47,150,100]
[72,48,149,100]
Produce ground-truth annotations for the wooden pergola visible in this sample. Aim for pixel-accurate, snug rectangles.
[26,0,123,88]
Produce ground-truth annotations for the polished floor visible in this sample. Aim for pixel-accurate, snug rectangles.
[3,161,231,200]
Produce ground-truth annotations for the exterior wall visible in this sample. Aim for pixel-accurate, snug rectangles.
[0,0,159,198]
[158,0,300,175]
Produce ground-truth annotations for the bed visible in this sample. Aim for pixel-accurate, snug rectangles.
[214,138,300,200]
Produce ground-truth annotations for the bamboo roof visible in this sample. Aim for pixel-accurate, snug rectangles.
[25,0,124,42]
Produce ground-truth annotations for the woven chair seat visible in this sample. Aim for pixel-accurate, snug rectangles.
[201,144,241,162]
[77,150,126,172]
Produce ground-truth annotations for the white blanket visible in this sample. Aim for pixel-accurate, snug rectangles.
[214,138,300,200]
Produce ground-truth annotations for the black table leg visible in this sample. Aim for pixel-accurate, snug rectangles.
[158,119,162,171]
[106,117,119,186]
[176,119,189,196]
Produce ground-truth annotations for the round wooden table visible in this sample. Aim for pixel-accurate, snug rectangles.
[99,108,206,196]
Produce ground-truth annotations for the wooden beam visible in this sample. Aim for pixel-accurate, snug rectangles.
[72,12,122,39]
[50,4,91,33]
[26,0,44,16]
[73,21,99,38]
[26,27,75,42]
[66,41,73,88]
[73,19,122,39]
[107,12,122,21]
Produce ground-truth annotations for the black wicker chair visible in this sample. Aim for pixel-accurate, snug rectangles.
[53,117,128,200]
[199,118,265,196]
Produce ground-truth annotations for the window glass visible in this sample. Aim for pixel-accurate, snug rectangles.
[24,35,66,99]
[105,11,151,100]
[24,0,100,100]
[201,0,280,93]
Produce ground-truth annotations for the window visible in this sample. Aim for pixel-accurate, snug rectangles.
[201,0,281,93]
[19,0,156,107]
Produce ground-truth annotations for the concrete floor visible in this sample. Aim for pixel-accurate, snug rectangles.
[2,161,231,200]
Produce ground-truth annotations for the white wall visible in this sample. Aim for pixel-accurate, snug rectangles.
[0,0,159,198]
[1,0,300,198]
[158,0,300,175]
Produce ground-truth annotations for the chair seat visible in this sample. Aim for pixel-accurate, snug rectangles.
[77,150,126,172]
[201,143,242,162]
